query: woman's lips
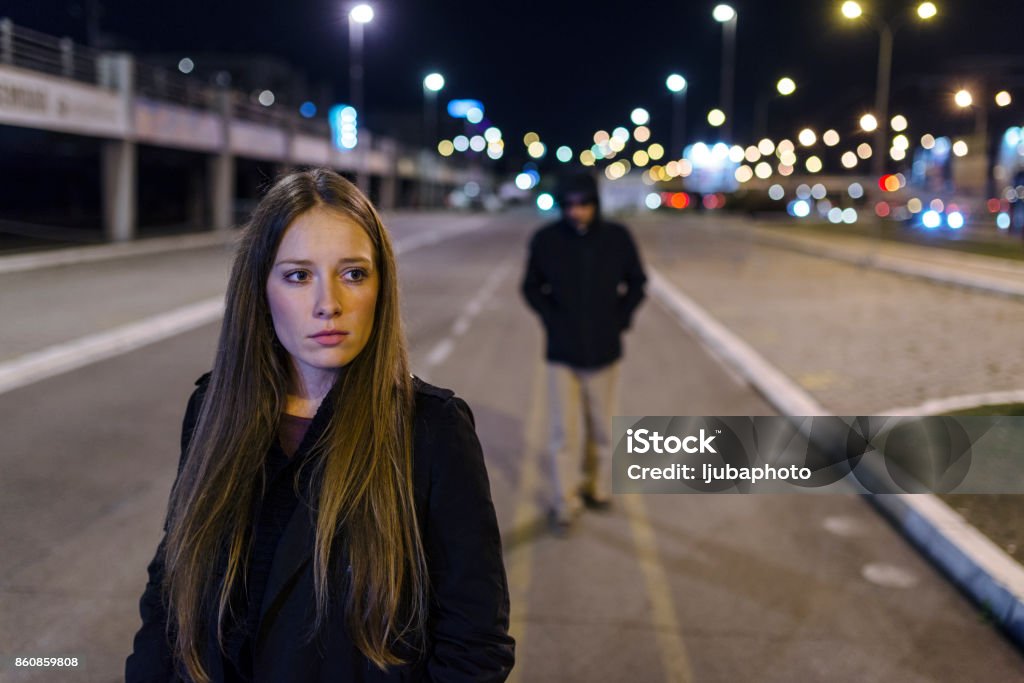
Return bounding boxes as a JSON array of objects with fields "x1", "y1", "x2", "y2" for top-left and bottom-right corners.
[{"x1": 311, "y1": 332, "x2": 348, "y2": 346}]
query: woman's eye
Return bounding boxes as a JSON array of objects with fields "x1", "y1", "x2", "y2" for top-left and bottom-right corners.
[
  {"x1": 285, "y1": 270, "x2": 310, "y2": 282},
  {"x1": 344, "y1": 269, "x2": 368, "y2": 282}
]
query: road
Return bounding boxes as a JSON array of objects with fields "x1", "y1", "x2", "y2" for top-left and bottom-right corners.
[{"x1": 1, "y1": 209, "x2": 1022, "y2": 682}]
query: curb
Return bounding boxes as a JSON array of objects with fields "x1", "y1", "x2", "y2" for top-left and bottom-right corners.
[
  {"x1": 647, "y1": 265, "x2": 1024, "y2": 650},
  {"x1": 747, "y1": 227, "x2": 1024, "y2": 301}
]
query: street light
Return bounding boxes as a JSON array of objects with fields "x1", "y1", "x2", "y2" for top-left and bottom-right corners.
[
  {"x1": 754, "y1": 77, "x2": 796, "y2": 140},
  {"x1": 421, "y1": 72, "x2": 444, "y2": 207},
  {"x1": 713, "y1": 4, "x2": 737, "y2": 140},
  {"x1": 840, "y1": 1, "x2": 937, "y2": 179},
  {"x1": 666, "y1": 73, "x2": 687, "y2": 157},
  {"x1": 348, "y1": 3, "x2": 374, "y2": 132}
]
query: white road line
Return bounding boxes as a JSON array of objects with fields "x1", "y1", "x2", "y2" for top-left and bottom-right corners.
[
  {"x1": 879, "y1": 389, "x2": 1024, "y2": 416},
  {"x1": 0, "y1": 299, "x2": 225, "y2": 395},
  {"x1": 0, "y1": 219, "x2": 496, "y2": 395},
  {"x1": 420, "y1": 259, "x2": 515, "y2": 372}
]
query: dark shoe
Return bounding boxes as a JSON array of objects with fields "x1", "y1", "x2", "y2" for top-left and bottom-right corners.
[{"x1": 580, "y1": 492, "x2": 612, "y2": 511}]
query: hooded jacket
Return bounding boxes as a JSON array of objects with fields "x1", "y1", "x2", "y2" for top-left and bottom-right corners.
[{"x1": 521, "y1": 173, "x2": 647, "y2": 368}]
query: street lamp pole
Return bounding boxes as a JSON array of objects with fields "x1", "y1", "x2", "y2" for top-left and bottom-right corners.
[
  {"x1": 666, "y1": 74, "x2": 687, "y2": 158},
  {"x1": 347, "y1": 4, "x2": 374, "y2": 123},
  {"x1": 872, "y1": 23, "x2": 893, "y2": 180},
  {"x1": 713, "y1": 5, "x2": 738, "y2": 141}
]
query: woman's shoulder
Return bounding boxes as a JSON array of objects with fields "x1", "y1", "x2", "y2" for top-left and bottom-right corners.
[{"x1": 410, "y1": 374, "x2": 477, "y2": 442}]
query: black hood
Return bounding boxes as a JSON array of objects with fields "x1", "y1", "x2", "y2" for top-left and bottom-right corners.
[{"x1": 555, "y1": 172, "x2": 602, "y2": 219}]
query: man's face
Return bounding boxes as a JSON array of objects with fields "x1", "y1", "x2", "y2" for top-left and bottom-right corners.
[{"x1": 563, "y1": 194, "x2": 597, "y2": 230}]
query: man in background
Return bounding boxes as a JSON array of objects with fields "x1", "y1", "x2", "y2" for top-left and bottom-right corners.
[{"x1": 521, "y1": 172, "x2": 647, "y2": 533}]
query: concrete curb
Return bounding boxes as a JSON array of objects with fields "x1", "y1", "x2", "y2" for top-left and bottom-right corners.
[
  {"x1": 0, "y1": 230, "x2": 239, "y2": 274},
  {"x1": 748, "y1": 228, "x2": 1024, "y2": 301},
  {"x1": 647, "y1": 265, "x2": 1024, "y2": 650}
]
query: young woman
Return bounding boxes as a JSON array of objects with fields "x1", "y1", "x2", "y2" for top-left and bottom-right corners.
[{"x1": 126, "y1": 168, "x2": 515, "y2": 682}]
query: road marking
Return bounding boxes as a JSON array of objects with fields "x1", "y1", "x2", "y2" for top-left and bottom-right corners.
[
  {"x1": 420, "y1": 259, "x2": 515, "y2": 372},
  {"x1": 0, "y1": 299, "x2": 225, "y2": 395},
  {"x1": 879, "y1": 389, "x2": 1024, "y2": 416},
  {"x1": 504, "y1": 356, "x2": 546, "y2": 683},
  {"x1": 0, "y1": 220, "x2": 494, "y2": 395},
  {"x1": 622, "y1": 493, "x2": 695, "y2": 683}
]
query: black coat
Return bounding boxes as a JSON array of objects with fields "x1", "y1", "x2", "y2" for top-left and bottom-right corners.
[
  {"x1": 521, "y1": 218, "x2": 647, "y2": 369},
  {"x1": 126, "y1": 372, "x2": 515, "y2": 682}
]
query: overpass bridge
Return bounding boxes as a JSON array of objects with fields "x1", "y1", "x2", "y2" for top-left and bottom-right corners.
[{"x1": 0, "y1": 19, "x2": 480, "y2": 242}]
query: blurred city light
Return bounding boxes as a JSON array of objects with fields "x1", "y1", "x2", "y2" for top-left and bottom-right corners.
[
  {"x1": 776, "y1": 77, "x2": 796, "y2": 96},
  {"x1": 178, "y1": 57, "x2": 194, "y2": 74},
  {"x1": 947, "y1": 211, "x2": 964, "y2": 229},
  {"x1": 447, "y1": 99, "x2": 484, "y2": 118},
  {"x1": 921, "y1": 133, "x2": 936, "y2": 149},
  {"x1": 859, "y1": 114, "x2": 878, "y2": 132},
  {"x1": 423, "y1": 73, "x2": 445, "y2": 92},
  {"x1": 806, "y1": 156, "x2": 823, "y2": 173},
  {"x1": 768, "y1": 184, "x2": 785, "y2": 200},
  {"x1": 917, "y1": 2, "x2": 937, "y2": 19},
  {"x1": 453, "y1": 135, "x2": 469, "y2": 151},
  {"x1": 527, "y1": 141, "x2": 546, "y2": 158},
  {"x1": 580, "y1": 149, "x2": 596, "y2": 166},
  {"x1": 469, "y1": 135, "x2": 486, "y2": 152},
  {"x1": 841, "y1": 1, "x2": 862, "y2": 19},
  {"x1": 857, "y1": 142, "x2": 873, "y2": 159},
  {"x1": 848, "y1": 182, "x2": 864, "y2": 198},
  {"x1": 515, "y1": 172, "x2": 535, "y2": 190},
  {"x1": 997, "y1": 213, "x2": 1011, "y2": 229},
  {"x1": 755, "y1": 161, "x2": 772, "y2": 178},
  {"x1": 536, "y1": 193, "x2": 555, "y2": 211},
  {"x1": 258, "y1": 90, "x2": 275, "y2": 106},
  {"x1": 798, "y1": 128, "x2": 817, "y2": 146},
  {"x1": 437, "y1": 140, "x2": 454, "y2": 156},
  {"x1": 666, "y1": 74, "x2": 687, "y2": 93},
  {"x1": 329, "y1": 104, "x2": 358, "y2": 149},
  {"x1": 633, "y1": 150, "x2": 650, "y2": 166},
  {"x1": 555, "y1": 145, "x2": 572, "y2": 163},
  {"x1": 484, "y1": 127, "x2": 502, "y2": 143},
  {"x1": 707, "y1": 109, "x2": 726, "y2": 127},
  {"x1": 922, "y1": 210, "x2": 941, "y2": 228},
  {"x1": 649, "y1": 143, "x2": 666, "y2": 160},
  {"x1": 758, "y1": 138, "x2": 775, "y2": 155},
  {"x1": 713, "y1": 4, "x2": 737, "y2": 22},
  {"x1": 841, "y1": 151, "x2": 858, "y2": 168},
  {"x1": 524, "y1": 131, "x2": 540, "y2": 145},
  {"x1": 350, "y1": 4, "x2": 375, "y2": 23},
  {"x1": 954, "y1": 89, "x2": 973, "y2": 108},
  {"x1": 466, "y1": 107, "x2": 483, "y2": 124},
  {"x1": 952, "y1": 140, "x2": 968, "y2": 157},
  {"x1": 645, "y1": 193, "x2": 662, "y2": 209},
  {"x1": 299, "y1": 101, "x2": 317, "y2": 118},
  {"x1": 891, "y1": 114, "x2": 908, "y2": 131},
  {"x1": 842, "y1": 208, "x2": 858, "y2": 224},
  {"x1": 823, "y1": 129, "x2": 840, "y2": 146},
  {"x1": 634, "y1": 126, "x2": 651, "y2": 143},
  {"x1": 631, "y1": 108, "x2": 650, "y2": 125},
  {"x1": 907, "y1": 197, "x2": 922, "y2": 213},
  {"x1": 612, "y1": 126, "x2": 631, "y2": 142},
  {"x1": 995, "y1": 91, "x2": 1012, "y2": 107}
]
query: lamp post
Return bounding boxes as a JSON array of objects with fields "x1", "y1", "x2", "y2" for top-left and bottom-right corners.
[
  {"x1": 422, "y1": 72, "x2": 444, "y2": 208},
  {"x1": 423, "y1": 72, "x2": 444, "y2": 150},
  {"x1": 753, "y1": 76, "x2": 796, "y2": 140},
  {"x1": 840, "y1": 1, "x2": 937, "y2": 180},
  {"x1": 666, "y1": 73, "x2": 687, "y2": 157},
  {"x1": 713, "y1": 4, "x2": 737, "y2": 141},
  {"x1": 348, "y1": 3, "x2": 374, "y2": 125}
]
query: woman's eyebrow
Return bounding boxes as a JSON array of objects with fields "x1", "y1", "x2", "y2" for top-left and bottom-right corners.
[{"x1": 275, "y1": 257, "x2": 372, "y2": 267}]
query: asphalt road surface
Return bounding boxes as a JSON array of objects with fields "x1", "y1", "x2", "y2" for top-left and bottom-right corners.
[{"x1": 1, "y1": 210, "x2": 1022, "y2": 682}]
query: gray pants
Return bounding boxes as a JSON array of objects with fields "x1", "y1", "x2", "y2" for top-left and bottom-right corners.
[{"x1": 546, "y1": 360, "x2": 620, "y2": 517}]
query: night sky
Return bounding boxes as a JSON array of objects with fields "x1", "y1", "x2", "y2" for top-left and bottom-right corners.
[{"x1": 8, "y1": 1, "x2": 1024, "y2": 157}]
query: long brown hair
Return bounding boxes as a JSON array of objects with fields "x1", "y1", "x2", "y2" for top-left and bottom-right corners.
[{"x1": 162, "y1": 168, "x2": 427, "y2": 682}]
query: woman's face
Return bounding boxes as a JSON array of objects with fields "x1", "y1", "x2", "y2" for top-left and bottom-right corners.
[{"x1": 266, "y1": 206, "x2": 379, "y2": 393}]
